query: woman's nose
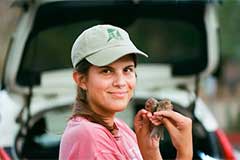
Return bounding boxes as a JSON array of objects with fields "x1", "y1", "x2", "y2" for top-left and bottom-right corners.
[{"x1": 113, "y1": 73, "x2": 126, "y2": 88}]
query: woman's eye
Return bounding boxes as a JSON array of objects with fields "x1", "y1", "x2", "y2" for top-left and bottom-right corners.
[
  {"x1": 124, "y1": 67, "x2": 134, "y2": 73},
  {"x1": 102, "y1": 69, "x2": 112, "y2": 74}
]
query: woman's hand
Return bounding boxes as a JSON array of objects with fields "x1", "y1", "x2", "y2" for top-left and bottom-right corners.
[
  {"x1": 151, "y1": 110, "x2": 193, "y2": 160},
  {"x1": 134, "y1": 109, "x2": 162, "y2": 160}
]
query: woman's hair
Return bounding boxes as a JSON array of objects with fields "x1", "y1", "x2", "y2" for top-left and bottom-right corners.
[{"x1": 71, "y1": 54, "x2": 137, "y2": 133}]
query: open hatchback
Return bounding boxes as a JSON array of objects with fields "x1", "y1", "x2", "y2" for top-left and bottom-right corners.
[{"x1": 0, "y1": 0, "x2": 236, "y2": 159}]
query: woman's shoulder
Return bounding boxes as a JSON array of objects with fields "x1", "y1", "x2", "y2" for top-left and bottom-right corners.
[
  {"x1": 67, "y1": 116, "x2": 101, "y2": 132},
  {"x1": 63, "y1": 116, "x2": 110, "y2": 139},
  {"x1": 60, "y1": 117, "x2": 117, "y2": 159}
]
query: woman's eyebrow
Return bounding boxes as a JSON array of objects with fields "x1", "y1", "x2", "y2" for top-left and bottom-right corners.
[
  {"x1": 125, "y1": 64, "x2": 135, "y2": 68},
  {"x1": 99, "y1": 64, "x2": 134, "y2": 69},
  {"x1": 99, "y1": 66, "x2": 113, "y2": 69}
]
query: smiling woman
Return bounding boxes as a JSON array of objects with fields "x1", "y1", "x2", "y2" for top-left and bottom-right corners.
[
  {"x1": 72, "y1": 55, "x2": 136, "y2": 132},
  {"x1": 59, "y1": 24, "x2": 193, "y2": 160}
]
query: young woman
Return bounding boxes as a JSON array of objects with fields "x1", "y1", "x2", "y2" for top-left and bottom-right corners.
[{"x1": 59, "y1": 24, "x2": 192, "y2": 160}]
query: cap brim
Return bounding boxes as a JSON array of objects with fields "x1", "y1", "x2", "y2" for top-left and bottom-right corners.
[{"x1": 86, "y1": 45, "x2": 148, "y2": 66}]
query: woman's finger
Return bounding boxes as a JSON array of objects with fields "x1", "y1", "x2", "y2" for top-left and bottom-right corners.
[
  {"x1": 149, "y1": 115, "x2": 163, "y2": 126},
  {"x1": 161, "y1": 117, "x2": 179, "y2": 137},
  {"x1": 134, "y1": 109, "x2": 152, "y2": 133},
  {"x1": 134, "y1": 109, "x2": 148, "y2": 122},
  {"x1": 154, "y1": 110, "x2": 190, "y2": 128}
]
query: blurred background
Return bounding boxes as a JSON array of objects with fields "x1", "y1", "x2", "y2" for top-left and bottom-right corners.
[{"x1": 1, "y1": 0, "x2": 240, "y2": 150}]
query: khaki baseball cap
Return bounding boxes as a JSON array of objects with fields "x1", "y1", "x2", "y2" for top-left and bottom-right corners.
[{"x1": 71, "y1": 24, "x2": 148, "y2": 67}]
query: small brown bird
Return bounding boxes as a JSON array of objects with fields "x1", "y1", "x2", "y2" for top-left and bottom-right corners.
[{"x1": 145, "y1": 97, "x2": 173, "y2": 140}]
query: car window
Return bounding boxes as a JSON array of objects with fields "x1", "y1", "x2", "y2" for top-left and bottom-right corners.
[
  {"x1": 21, "y1": 18, "x2": 203, "y2": 70},
  {"x1": 17, "y1": 3, "x2": 207, "y2": 86},
  {"x1": 128, "y1": 19, "x2": 203, "y2": 65},
  {"x1": 18, "y1": 18, "x2": 205, "y2": 86}
]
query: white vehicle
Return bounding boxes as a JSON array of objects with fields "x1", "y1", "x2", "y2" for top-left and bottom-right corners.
[{"x1": 0, "y1": 0, "x2": 236, "y2": 159}]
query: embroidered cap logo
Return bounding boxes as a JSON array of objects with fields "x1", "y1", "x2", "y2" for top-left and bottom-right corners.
[{"x1": 107, "y1": 28, "x2": 123, "y2": 42}]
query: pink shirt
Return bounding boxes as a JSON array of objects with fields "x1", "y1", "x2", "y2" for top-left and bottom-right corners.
[{"x1": 59, "y1": 116, "x2": 143, "y2": 160}]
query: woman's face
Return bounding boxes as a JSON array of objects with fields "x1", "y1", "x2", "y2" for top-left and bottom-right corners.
[{"x1": 82, "y1": 55, "x2": 136, "y2": 117}]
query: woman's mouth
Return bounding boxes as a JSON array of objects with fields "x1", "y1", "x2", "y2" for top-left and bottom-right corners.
[{"x1": 109, "y1": 91, "x2": 128, "y2": 98}]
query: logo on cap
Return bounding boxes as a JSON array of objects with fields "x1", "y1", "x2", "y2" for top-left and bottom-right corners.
[{"x1": 107, "y1": 28, "x2": 123, "y2": 42}]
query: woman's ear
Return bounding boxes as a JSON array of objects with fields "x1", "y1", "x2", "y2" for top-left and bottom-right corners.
[{"x1": 73, "y1": 71, "x2": 87, "y2": 90}]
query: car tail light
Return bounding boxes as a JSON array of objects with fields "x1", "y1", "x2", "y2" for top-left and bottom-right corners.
[
  {"x1": 215, "y1": 129, "x2": 236, "y2": 160},
  {"x1": 0, "y1": 148, "x2": 11, "y2": 160}
]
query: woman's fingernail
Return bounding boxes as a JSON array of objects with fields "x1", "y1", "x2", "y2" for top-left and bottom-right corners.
[
  {"x1": 153, "y1": 112, "x2": 160, "y2": 115},
  {"x1": 147, "y1": 112, "x2": 152, "y2": 117}
]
